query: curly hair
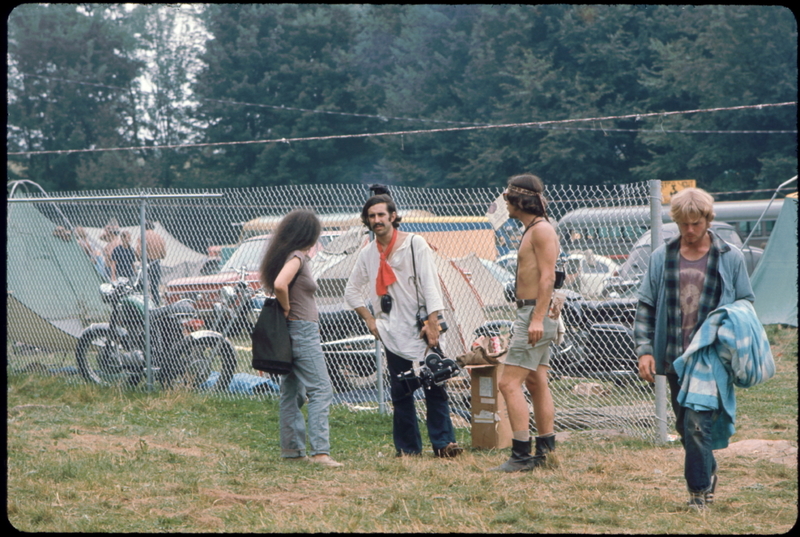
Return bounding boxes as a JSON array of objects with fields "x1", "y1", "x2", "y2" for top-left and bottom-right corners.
[
  {"x1": 259, "y1": 210, "x2": 322, "y2": 291},
  {"x1": 506, "y1": 173, "x2": 549, "y2": 220}
]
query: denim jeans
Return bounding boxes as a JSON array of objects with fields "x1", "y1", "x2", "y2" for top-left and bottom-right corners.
[
  {"x1": 386, "y1": 349, "x2": 456, "y2": 455},
  {"x1": 667, "y1": 373, "x2": 718, "y2": 493},
  {"x1": 279, "y1": 320, "x2": 334, "y2": 458}
]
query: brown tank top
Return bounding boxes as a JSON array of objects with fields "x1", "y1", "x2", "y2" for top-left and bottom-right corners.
[{"x1": 286, "y1": 251, "x2": 319, "y2": 322}]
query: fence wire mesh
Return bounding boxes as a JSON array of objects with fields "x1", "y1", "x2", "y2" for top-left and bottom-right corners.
[{"x1": 7, "y1": 180, "x2": 671, "y2": 441}]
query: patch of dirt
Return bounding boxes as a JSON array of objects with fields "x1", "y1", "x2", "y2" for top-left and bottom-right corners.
[
  {"x1": 29, "y1": 427, "x2": 212, "y2": 459},
  {"x1": 718, "y1": 439, "x2": 797, "y2": 468}
]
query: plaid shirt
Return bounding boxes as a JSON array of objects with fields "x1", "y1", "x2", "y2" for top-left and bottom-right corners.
[{"x1": 634, "y1": 230, "x2": 723, "y2": 374}]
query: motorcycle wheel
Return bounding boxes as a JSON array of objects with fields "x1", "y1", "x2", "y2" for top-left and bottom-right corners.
[
  {"x1": 161, "y1": 336, "x2": 237, "y2": 392},
  {"x1": 75, "y1": 327, "x2": 139, "y2": 386}
]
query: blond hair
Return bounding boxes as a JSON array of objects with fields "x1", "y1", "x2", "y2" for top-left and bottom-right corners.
[{"x1": 670, "y1": 187, "x2": 715, "y2": 223}]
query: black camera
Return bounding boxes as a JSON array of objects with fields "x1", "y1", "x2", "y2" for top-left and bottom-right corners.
[
  {"x1": 416, "y1": 311, "x2": 448, "y2": 334},
  {"x1": 381, "y1": 294, "x2": 393, "y2": 314},
  {"x1": 396, "y1": 347, "x2": 461, "y2": 392}
]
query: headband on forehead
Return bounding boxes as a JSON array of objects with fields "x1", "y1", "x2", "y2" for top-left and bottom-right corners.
[{"x1": 507, "y1": 184, "x2": 541, "y2": 197}]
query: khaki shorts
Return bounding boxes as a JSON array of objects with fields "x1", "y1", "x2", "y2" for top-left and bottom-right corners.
[{"x1": 505, "y1": 305, "x2": 558, "y2": 371}]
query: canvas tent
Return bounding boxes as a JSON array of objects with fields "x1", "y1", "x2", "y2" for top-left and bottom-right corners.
[
  {"x1": 81, "y1": 222, "x2": 208, "y2": 285},
  {"x1": 451, "y1": 253, "x2": 511, "y2": 309},
  {"x1": 750, "y1": 194, "x2": 798, "y2": 327},
  {"x1": 7, "y1": 196, "x2": 109, "y2": 351}
]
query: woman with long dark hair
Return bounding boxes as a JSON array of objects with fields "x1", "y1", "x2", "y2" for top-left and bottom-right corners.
[{"x1": 259, "y1": 210, "x2": 343, "y2": 467}]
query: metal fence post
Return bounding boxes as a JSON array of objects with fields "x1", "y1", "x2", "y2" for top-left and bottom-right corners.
[
  {"x1": 649, "y1": 179, "x2": 668, "y2": 443},
  {"x1": 138, "y1": 196, "x2": 155, "y2": 391}
]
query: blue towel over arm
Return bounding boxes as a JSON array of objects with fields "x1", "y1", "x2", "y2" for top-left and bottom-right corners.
[{"x1": 673, "y1": 300, "x2": 774, "y2": 450}]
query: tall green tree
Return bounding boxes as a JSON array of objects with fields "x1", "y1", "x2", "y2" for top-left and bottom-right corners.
[
  {"x1": 7, "y1": 4, "x2": 144, "y2": 191},
  {"x1": 633, "y1": 5, "x2": 797, "y2": 192},
  {"x1": 121, "y1": 4, "x2": 209, "y2": 189},
  {"x1": 190, "y1": 4, "x2": 380, "y2": 188},
  {"x1": 371, "y1": 5, "x2": 481, "y2": 188}
]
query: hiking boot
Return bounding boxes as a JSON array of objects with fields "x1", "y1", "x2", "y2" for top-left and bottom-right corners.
[
  {"x1": 433, "y1": 442, "x2": 464, "y2": 458},
  {"x1": 532, "y1": 434, "x2": 557, "y2": 468},
  {"x1": 489, "y1": 439, "x2": 536, "y2": 472}
]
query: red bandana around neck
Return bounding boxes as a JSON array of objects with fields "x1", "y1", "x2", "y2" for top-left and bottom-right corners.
[{"x1": 376, "y1": 229, "x2": 398, "y2": 296}]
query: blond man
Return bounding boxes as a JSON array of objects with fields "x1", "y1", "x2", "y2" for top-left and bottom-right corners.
[{"x1": 635, "y1": 187, "x2": 755, "y2": 509}]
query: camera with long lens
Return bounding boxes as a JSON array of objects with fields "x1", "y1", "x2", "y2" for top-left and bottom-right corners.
[{"x1": 396, "y1": 346, "x2": 460, "y2": 392}]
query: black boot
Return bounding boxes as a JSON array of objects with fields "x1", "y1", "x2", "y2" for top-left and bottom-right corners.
[
  {"x1": 532, "y1": 434, "x2": 557, "y2": 468},
  {"x1": 489, "y1": 439, "x2": 536, "y2": 472}
]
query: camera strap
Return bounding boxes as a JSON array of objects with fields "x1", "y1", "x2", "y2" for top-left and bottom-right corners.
[{"x1": 410, "y1": 234, "x2": 424, "y2": 318}]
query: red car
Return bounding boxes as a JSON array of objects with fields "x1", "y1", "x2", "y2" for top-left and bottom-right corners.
[{"x1": 166, "y1": 233, "x2": 330, "y2": 318}]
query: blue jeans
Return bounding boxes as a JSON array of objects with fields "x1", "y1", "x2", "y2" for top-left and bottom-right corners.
[
  {"x1": 668, "y1": 374, "x2": 717, "y2": 493},
  {"x1": 279, "y1": 320, "x2": 334, "y2": 458},
  {"x1": 386, "y1": 349, "x2": 456, "y2": 455}
]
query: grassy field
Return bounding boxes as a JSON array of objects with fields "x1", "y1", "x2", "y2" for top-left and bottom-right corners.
[{"x1": 6, "y1": 326, "x2": 797, "y2": 533}]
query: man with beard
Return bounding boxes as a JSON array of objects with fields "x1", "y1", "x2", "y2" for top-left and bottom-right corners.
[{"x1": 344, "y1": 193, "x2": 463, "y2": 459}]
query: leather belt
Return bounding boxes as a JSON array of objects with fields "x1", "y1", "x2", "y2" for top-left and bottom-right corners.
[{"x1": 515, "y1": 299, "x2": 537, "y2": 309}]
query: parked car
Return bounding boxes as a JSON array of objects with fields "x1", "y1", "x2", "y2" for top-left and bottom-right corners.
[
  {"x1": 497, "y1": 251, "x2": 619, "y2": 300},
  {"x1": 604, "y1": 221, "x2": 764, "y2": 297},
  {"x1": 166, "y1": 234, "x2": 272, "y2": 318},
  {"x1": 166, "y1": 233, "x2": 330, "y2": 320}
]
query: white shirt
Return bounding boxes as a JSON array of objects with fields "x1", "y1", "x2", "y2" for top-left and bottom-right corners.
[{"x1": 344, "y1": 233, "x2": 445, "y2": 361}]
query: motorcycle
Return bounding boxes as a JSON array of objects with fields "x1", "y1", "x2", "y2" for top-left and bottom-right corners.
[
  {"x1": 209, "y1": 267, "x2": 258, "y2": 338},
  {"x1": 75, "y1": 271, "x2": 238, "y2": 390}
]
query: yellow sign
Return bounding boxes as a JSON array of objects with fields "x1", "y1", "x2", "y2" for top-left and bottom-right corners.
[{"x1": 661, "y1": 180, "x2": 696, "y2": 203}]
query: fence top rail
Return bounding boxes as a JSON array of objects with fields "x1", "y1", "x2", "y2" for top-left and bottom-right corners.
[{"x1": 7, "y1": 193, "x2": 224, "y2": 203}]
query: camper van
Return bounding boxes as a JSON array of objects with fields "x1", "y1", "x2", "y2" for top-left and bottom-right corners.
[
  {"x1": 557, "y1": 206, "x2": 655, "y2": 260},
  {"x1": 712, "y1": 199, "x2": 784, "y2": 249},
  {"x1": 239, "y1": 212, "x2": 363, "y2": 242},
  {"x1": 557, "y1": 199, "x2": 785, "y2": 259}
]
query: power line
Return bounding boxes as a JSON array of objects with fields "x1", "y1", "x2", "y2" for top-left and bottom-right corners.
[
  {"x1": 13, "y1": 72, "x2": 485, "y2": 127},
  {"x1": 7, "y1": 101, "x2": 797, "y2": 157},
  {"x1": 13, "y1": 72, "x2": 799, "y2": 134}
]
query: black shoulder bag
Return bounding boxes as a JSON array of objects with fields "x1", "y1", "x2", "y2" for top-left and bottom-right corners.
[
  {"x1": 251, "y1": 267, "x2": 301, "y2": 375},
  {"x1": 251, "y1": 296, "x2": 293, "y2": 375}
]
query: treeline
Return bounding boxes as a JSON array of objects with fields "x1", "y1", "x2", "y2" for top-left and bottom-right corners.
[{"x1": 7, "y1": 4, "x2": 797, "y2": 195}]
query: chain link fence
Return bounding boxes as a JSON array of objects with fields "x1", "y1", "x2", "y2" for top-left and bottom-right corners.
[{"x1": 7, "y1": 180, "x2": 670, "y2": 441}]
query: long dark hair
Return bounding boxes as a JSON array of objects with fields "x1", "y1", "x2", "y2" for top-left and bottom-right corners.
[{"x1": 259, "y1": 210, "x2": 322, "y2": 291}]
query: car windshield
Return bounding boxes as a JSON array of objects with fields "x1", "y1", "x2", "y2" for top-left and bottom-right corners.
[
  {"x1": 618, "y1": 245, "x2": 652, "y2": 280},
  {"x1": 220, "y1": 237, "x2": 270, "y2": 272}
]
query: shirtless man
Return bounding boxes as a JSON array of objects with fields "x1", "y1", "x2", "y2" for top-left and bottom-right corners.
[
  {"x1": 136, "y1": 220, "x2": 167, "y2": 305},
  {"x1": 490, "y1": 174, "x2": 561, "y2": 472}
]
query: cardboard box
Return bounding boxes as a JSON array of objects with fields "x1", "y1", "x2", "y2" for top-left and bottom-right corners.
[{"x1": 468, "y1": 364, "x2": 512, "y2": 449}]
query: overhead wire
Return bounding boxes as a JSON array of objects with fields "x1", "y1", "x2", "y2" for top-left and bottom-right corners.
[
  {"x1": 8, "y1": 73, "x2": 797, "y2": 156},
  {"x1": 14, "y1": 72, "x2": 799, "y2": 133},
  {"x1": 8, "y1": 101, "x2": 797, "y2": 157}
]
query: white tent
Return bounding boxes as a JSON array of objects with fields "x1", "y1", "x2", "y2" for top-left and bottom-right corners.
[{"x1": 83, "y1": 221, "x2": 208, "y2": 285}]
